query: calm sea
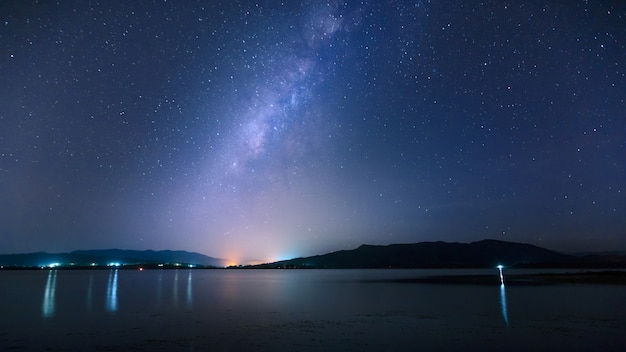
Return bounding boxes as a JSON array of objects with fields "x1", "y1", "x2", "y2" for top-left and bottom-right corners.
[{"x1": 1, "y1": 269, "x2": 624, "y2": 351}]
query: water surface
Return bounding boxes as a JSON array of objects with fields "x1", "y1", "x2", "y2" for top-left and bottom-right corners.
[{"x1": 1, "y1": 269, "x2": 624, "y2": 351}]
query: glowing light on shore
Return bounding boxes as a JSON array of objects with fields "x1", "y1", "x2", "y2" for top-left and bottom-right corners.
[
  {"x1": 225, "y1": 261, "x2": 240, "y2": 267},
  {"x1": 496, "y1": 265, "x2": 509, "y2": 325}
]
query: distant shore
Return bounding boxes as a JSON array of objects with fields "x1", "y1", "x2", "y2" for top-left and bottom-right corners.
[{"x1": 379, "y1": 270, "x2": 626, "y2": 285}]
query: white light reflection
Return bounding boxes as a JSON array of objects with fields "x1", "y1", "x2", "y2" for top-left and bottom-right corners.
[
  {"x1": 106, "y1": 269, "x2": 118, "y2": 312},
  {"x1": 86, "y1": 272, "x2": 94, "y2": 311},
  {"x1": 497, "y1": 265, "x2": 504, "y2": 285},
  {"x1": 42, "y1": 270, "x2": 57, "y2": 318},
  {"x1": 173, "y1": 270, "x2": 179, "y2": 307},
  {"x1": 157, "y1": 271, "x2": 163, "y2": 305},
  {"x1": 186, "y1": 269, "x2": 193, "y2": 308},
  {"x1": 500, "y1": 283, "x2": 509, "y2": 326}
]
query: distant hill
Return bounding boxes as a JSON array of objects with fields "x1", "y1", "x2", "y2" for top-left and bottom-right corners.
[
  {"x1": 0, "y1": 249, "x2": 226, "y2": 268},
  {"x1": 253, "y1": 239, "x2": 626, "y2": 269},
  {"x1": 3, "y1": 240, "x2": 624, "y2": 269}
]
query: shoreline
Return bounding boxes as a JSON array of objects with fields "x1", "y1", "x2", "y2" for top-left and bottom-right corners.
[{"x1": 377, "y1": 270, "x2": 626, "y2": 285}]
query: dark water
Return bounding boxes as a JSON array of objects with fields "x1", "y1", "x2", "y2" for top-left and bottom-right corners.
[{"x1": 1, "y1": 269, "x2": 625, "y2": 351}]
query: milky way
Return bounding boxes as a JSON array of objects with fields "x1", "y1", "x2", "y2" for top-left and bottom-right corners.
[{"x1": 1, "y1": 1, "x2": 625, "y2": 263}]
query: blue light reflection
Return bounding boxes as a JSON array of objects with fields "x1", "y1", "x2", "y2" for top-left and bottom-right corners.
[
  {"x1": 173, "y1": 270, "x2": 179, "y2": 306},
  {"x1": 106, "y1": 269, "x2": 118, "y2": 312},
  {"x1": 186, "y1": 269, "x2": 193, "y2": 308},
  {"x1": 42, "y1": 270, "x2": 57, "y2": 318},
  {"x1": 500, "y1": 283, "x2": 509, "y2": 326},
  {"x1": 86, "y1": 272, "x2": 94, "y2": 311}
]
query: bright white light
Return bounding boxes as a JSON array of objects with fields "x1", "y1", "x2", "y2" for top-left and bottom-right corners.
[
  {"x1": 108, "y1": 262, "x2": 121, "y2": 267},
  {"x1": 48, "y1": 263, "x2": 60, "y2": 268},
  {"x1": 497, "y1": 265, "x2": 505, "y2": 285}
]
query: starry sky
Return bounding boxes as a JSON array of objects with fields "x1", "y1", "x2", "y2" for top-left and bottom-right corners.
[{"x1": 1, "y1": 1, "x2": 624, "y2": 263}]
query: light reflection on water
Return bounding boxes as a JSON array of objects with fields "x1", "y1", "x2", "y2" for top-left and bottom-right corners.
[
  {"x1": 31, "y1": 269, "x2": 624, "y2": 325},
  {"x1": 39, "y1": 269, "x2": 515, "y2": 321},
  {"x1": 86, "y1": 272, "x2": 94, "y2": 311},
  {"x1": 186, "y1": 269, "x2": 193, "y2": 308},
  {"x1": 157, "y1": 270, "x2": 163, "y2": 305},
  {"x1": 38, "y1": 269, "x2": 196, "y2": 318},
  {"x1": 0, "y1": 269, "x2": 618, "y2": 350},
  {"x1": 173, "y1": 269, "x2": 178, "y2": 306},
  {"x1": 42, "y1": 270, "x2": 57, "y2": 318},
  {"x1": 500, "y1": 284, "x2": 509, "y2": 326},
  {"x1": 106, "y1": 269, "x2": 118, "y2": 312}
]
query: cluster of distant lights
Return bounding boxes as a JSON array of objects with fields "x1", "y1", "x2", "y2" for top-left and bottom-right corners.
[
  {"x1": 43, "y1": 262, "x2": 121, "y2": 268},
  {"x1": 19, "y1": 262, "x2": 507, "y2": 275},
  {"x1": 41, "y1": 262, "x2": 196, "y2": 269}
]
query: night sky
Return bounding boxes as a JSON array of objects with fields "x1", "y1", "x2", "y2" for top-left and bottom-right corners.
[{"x1": 1, "y1": 1, "x2": 624, "y2": 264}]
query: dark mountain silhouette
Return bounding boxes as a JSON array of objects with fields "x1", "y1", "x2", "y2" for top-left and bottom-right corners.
[
  {"x1": 253, "y1": 239, "x2": 626, "y2": 269},
  {"x1": 0, "y1": 249, "x2": 225, "y2": 268},
  {"x1": 2, "y1": 240, "x2": 624, "y2": 269}
]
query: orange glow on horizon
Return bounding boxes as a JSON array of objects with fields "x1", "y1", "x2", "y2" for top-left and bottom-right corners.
[
  {"x1": 224, "y1": 257, "x2": 277, "y2": 266},
  {"x1": 225, "y1": 260, "x2": 240, "y2": 267},
  {"x1": 222, "y1": 245, "x2": 293, "y2": 266}
]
